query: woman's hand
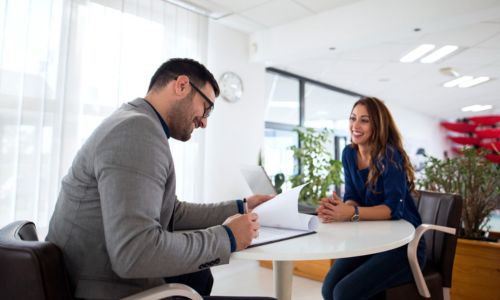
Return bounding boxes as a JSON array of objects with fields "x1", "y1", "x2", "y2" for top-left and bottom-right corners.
[{"x1": 316, "y1": 192, "x2": 355, "y2": 223}]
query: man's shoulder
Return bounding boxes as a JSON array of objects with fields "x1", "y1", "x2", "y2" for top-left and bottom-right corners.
[
  {"x1": 105, "y1": 104, "x2": 162, "y2": 136},
  {"x1": 89, "y1": 104, "x2": 168, "y2": 157}
]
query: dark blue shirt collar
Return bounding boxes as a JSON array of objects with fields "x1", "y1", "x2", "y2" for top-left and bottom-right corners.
[{"x1": 142, "y1": 98, "x2": 171, "y2": 139}]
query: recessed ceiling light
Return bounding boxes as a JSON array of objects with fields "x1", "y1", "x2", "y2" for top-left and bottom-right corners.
[
  {"x1": 443, "y1": 76, "x2": 473, "y2": 88},
  {"x1": 420, "y1": 45, "x2": 458, "y2": 63},
  {"x1": 400, "y1": 44, "x2": 435, "y2": 63},
  {"x1": 461, "y1": 104, "x2": 493, "y2": 112},
  {"x1": 458, "y1": 76, "x2": 490, "y2": 88}
]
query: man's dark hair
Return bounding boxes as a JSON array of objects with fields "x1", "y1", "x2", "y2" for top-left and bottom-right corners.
[{"x1": 148, "y1": 58, "x2": 220, "y2": 97}]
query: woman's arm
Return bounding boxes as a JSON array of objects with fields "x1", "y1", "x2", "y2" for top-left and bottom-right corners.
[
  {"x1": 347, "y1": 199, "x2": 391, "y2": 220},
  {"x1": 358, "y1": 204, "x2": 391, "y2": 220}
]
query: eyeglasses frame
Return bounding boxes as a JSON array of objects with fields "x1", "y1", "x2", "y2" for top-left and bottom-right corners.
[{"x1": 189, "y1": 81, "x2": 214, "y2": 118}]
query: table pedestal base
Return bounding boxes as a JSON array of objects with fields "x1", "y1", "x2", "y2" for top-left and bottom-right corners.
[{"x1": 273, "y1": 261, "x2": 293, "y2": 300}]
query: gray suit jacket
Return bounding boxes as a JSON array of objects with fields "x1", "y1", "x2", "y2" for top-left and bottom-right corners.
[{"x1": 46, "y1": 98, "x2": 238, "y2": 299}]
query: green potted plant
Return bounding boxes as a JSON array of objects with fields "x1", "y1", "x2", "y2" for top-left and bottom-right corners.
[
  {"x1": 417, "y1": 147, "x2": 500, "y2": 239},
  {"x1": 289, "y1": 127, "x2": 343, "y2": 206}
]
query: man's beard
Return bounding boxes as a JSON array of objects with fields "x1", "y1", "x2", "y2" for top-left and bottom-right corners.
[{"x1": 168, "y1": 93, "x2": 197, "y2": 142}]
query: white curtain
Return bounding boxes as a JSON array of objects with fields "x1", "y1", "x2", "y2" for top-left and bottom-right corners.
[{"x1": 0, "y1": 0, "x2": 209, "y2": 233}]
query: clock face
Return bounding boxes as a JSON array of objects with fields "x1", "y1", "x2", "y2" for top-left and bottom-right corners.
[{"x1": 219, "y1": 72, "x2": 243, "y2": 103}]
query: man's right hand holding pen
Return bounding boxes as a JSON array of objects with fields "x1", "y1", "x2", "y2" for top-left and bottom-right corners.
[{"x1": 223, "y1": 194, "x2": 274, "y2": 251}]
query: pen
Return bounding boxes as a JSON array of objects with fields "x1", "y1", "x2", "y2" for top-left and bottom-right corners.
[{"x1": 243, "y1": 198, "x2": 248, "y2": 214}]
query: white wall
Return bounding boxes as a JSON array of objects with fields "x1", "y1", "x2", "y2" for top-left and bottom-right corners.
[
  {"x1": 204, "y1": 21, "x2": 267, "y2": 201},
  {"x1": 387, "y1": 101, "x2": 448, "y2": 159}
]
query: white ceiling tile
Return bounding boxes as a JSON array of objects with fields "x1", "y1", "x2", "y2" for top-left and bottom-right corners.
[
  {"x1": 205, "y1": 0, "x2": 270, "y2": 13},
  {"x1": 241, "y1": 0, "x2": 313, "y2": 27},
  {"x1": 487, "y1": 17, "x2": 500, "y2": 23},
  {"x1": 467, "y1": 64, "x2": 500, "y2": 78},
  {"x1": 326, "y1": 59, "x2": 385, "y2": 74},
  {"x1": 477, "y1": 32, "x2": 500, "y2": 48},
  {"x1": 444, "y1": 47, "x2": 500, "y2": 68},
  {"x1": 417, "y1": 22, "x2": 500, "y2": 47},
  {"x1": 293, "y1": 0, "x2": 363, "y2": 13},
  {"x1": 340, "y1": 43, "x2": 414, "y2": 63},
  {"x1": 216, "y1": 14, "x2": 266, "y2": 33},
  {"x1": 366, "y1": 62, "x2": 439, "y2": 84},
  {"x1": 279, "y1": 59, "x2": 335, "y2": 80}
]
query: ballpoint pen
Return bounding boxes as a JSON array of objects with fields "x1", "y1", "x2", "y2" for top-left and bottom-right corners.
[{"x1": 243, "y1": 198, "x2": 248, "y2": 214}]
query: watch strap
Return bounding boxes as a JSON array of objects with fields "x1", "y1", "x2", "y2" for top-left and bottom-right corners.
[{"x1": 351, "y1": 205, "x2": 359, "y2": 222}]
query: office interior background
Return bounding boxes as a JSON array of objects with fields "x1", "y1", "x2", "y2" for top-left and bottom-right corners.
[{"x1": 1, "y1": 0, "x2": 499, "y2": 298}]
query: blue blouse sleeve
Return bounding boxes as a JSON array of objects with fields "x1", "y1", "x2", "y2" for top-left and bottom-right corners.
[
  {"x1": 342, "y1": 147, "x2": 361, "y2": 203},
  {"x1": 381, "y1": 149, "x2": 407, "y2": 219}
]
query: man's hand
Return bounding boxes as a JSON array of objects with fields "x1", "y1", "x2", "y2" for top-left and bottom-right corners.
[
  {"x1": 223, "y1": 213, "x2": 260, "y2": 251},
  {"x1": 245, "y1": 194, "x2": 274, "y2": 212}
]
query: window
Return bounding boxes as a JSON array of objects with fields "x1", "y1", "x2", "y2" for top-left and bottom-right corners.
[
  {"x1": 265, "y1": 72, "x2": 300, "y2": 125},
  {"x1": 263, "y1": 68, "x2": 363, "y2": 192},
  {"x1": 263, "y1": 127, "x2": 298, "y2": 179},
  {"x1": 0, "y1": 0, "x2": 208, "y2": 232}
]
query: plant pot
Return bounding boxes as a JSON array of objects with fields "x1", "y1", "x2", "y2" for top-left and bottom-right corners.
[{"x1": 451, "y1": 238, "x2": 500, "y2": 300}]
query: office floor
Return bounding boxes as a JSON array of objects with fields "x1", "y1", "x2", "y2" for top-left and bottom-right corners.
[{"x1": 211, "y1": 258, "x2": 323, "y2": 300}]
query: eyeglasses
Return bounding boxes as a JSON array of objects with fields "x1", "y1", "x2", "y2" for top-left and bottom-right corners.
[{"x1": 189, "y1": 81, "x2": 214, "y2": 118}]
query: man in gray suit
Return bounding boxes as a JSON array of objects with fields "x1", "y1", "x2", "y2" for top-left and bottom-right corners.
[{"x1": 46, "y1": 58, "x2": 274, "y2": 300}]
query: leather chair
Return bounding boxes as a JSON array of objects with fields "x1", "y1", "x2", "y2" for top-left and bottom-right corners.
[
  {"x1": 383, "y1": 191, "x2": 463, "y2": 300},
  {"x1": 0, "y1": 220, "x2": 203, "y2": 300}
]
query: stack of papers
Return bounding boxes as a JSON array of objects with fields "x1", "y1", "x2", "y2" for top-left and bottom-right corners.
[{"x1": 250, "y1": 183, "x2": 318, "y2": 247}]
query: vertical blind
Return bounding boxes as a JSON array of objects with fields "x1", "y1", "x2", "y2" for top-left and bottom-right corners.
[{"x1": 0, "y1": 0, "x2": 208, "y2": 233}]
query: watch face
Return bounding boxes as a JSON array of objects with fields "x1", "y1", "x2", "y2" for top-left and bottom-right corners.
[{"x1": 219, "y1": 72, "x2": 243, "y2": 103}]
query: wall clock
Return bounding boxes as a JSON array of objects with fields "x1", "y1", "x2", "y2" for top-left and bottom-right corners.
[{"x1": 219, "y1": 71, "x2": 243, "y2": 103}]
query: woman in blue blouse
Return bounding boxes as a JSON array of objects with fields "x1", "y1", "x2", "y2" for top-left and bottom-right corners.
[{"x1": 317, "y1": 97, "x2": 425, "y2": 300}]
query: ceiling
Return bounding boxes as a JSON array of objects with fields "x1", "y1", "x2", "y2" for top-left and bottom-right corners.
[{"x1": 183, "y1": 0, "x2": 500, "y2": 119}]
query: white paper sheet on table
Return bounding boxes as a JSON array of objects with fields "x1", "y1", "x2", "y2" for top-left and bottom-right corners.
[{"x1": 249, "y1": 183, "x2": 319, "y2": 247}]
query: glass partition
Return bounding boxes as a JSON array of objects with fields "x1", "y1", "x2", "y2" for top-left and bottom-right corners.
[{"x1": 263, "y1": 68, "x2": 363, "y2": 193}]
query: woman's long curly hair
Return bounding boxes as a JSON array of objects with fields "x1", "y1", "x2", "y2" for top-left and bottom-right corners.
[{"x1": 350, "y1": 97, "x2": 415, "y2": 193}]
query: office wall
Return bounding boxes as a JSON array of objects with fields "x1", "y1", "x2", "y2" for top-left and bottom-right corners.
[
  {"x1": 204, "y1": 21, "x2": 267, "y2": 201},
  {"x1": 388, "y1": 101, "x2": 448, "y2": 159},
  {"x1": 203, "y1": 22, "x2": 448, "y2": 202}
]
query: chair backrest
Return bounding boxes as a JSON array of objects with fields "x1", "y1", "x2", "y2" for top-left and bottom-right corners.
[
  {"x1": 414, "y1": 190, "x2": 463, "y2": 288},
  {"x1": 0, "y1": 220, "x2": 74, "y2": 300}
]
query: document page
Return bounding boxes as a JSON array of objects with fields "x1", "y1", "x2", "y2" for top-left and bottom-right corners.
[
  {"x1": 250, "y1": 227, "x2": 316, "y2": 247},
  {"x1": 250, "y1": 183, "x2": 319, "y2": 247}
]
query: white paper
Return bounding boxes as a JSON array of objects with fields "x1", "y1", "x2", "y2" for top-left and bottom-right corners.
[{"x1": 250, "y1": 183, "x2": 318, "y2": 246}]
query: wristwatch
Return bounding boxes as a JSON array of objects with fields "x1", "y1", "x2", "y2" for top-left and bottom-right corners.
[{"x1": 351, "y1": 205, "x2": 359, "y2": 222}]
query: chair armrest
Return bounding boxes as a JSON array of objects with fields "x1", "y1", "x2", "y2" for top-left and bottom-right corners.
[
  {"x1": 121, "y1": 283, "x2": 203, "y2": 300},
  {"x1": 407, "y1": 224, "x2": 456, "y2": 298}
]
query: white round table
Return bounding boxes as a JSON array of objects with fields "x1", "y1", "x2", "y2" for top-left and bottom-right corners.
[{"x1": 232, "y1": 220, "x2": 415, "y2": 300}]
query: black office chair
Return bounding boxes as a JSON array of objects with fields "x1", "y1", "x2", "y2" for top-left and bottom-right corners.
[
  {"x1": 0, "y1": 220, "x2": 203, "y2": 300},
  {"x1": 383, "y1": 191, "x2": 463, "y2": 300}
]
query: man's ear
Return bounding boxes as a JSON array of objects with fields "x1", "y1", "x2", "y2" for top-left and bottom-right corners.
[{"x1": 174, "y1": 75, "x2": 190, "y2": 96}]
